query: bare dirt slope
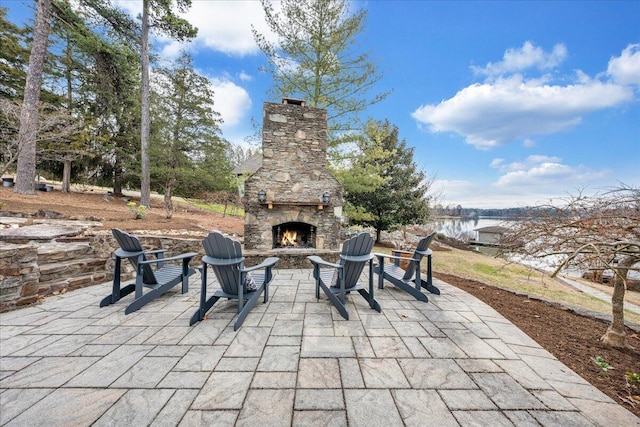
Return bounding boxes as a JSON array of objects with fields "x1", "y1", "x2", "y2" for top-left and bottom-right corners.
[{"x1": 0, "y1": 185, "x2": 242, "y2": 237}]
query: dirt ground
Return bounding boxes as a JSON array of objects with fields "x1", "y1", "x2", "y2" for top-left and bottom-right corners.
[
  {"x1": 0, "y1": 185, "x2": 243, "y2": 237},
  {"x1": 1, "y1": 185, "x2": 639, "y2": 416}
]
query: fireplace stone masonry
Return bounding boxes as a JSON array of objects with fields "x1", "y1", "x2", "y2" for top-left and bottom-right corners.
[{"x1": 243, "y1": 100, "x2": 342, "y2": 251}]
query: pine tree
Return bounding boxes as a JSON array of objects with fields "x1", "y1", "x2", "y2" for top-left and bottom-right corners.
[
  {"x1": 341, "y1": 119, "x2": 431, "y2": 242},
  {"x1": 0, "y1": 7, "x2": 29, "y2": 101},
  {"x1": 253, "y1": 0, "x2": 388, "y2": 143},
  {"x1": 139, "y1": 0, "x2": 197, "y2": 208},
  {"x1": 150, "y1": 52, "x2": 229, "y2": 218}
]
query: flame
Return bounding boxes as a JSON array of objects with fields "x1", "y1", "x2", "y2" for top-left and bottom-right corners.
[{"x1": 281, "y1": 230, "x2": 297, "y2": 246}]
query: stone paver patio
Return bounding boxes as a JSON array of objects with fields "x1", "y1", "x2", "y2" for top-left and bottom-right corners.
[{"x1": 1, "y1": 269, "x2": 638, "y2": 426}]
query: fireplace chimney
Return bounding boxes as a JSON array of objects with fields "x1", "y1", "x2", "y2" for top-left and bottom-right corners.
[
  {"x1": 282, "y1": 97, "x2": 305, "y2": 106},
  {"x1": 243, "y1": 100, "x2": 343, "y2": 251}
]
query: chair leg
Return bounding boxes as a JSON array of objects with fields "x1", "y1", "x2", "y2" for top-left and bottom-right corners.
[
  {"x1": 375, "y1": 260, "x2": 385, "y2": 290},
  {"x1": 181, "y1": 259, "x2": 190, "y2": 294},
  {"x1": 419, "y1": 255, "x2": 440, "y2": 295},
  {"x1": 392, "y1": 280, "x2": 429, "y2": 303},
  {"x1": 357, "y1": 289, "x2": 381, "y2": 313},
  {"x1": 319, "y1": 282, "x2": 349, "y2": 320},
  {"x1": 233, "y1": 284, "x2": 264, "y2": 330},
  {"x1": 100, "y1": 256, "x2": 135, "y2": 307},
  {"x1": 190, "y1": 264, "x2": 220, "y2": 326}
]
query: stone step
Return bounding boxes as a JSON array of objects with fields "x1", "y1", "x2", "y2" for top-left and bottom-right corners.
[
  {"x1": 38, "y1": 257, "x2": 108, "y2": 284},
  {"x1": 37, "y1": 241, "x2": 96, "y2": 264},
  {"x1": 28, "y1": 272, "x2": 111, "y2": 300}
]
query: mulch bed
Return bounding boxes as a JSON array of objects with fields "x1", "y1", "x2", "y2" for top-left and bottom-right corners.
[{"x1": 435, "y1": 272, "x2": 640, "y2": 417}]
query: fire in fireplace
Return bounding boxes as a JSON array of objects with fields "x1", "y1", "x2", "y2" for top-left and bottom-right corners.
[{"x1": 273, "y1": 222, "x2": 315, "y2": 249}]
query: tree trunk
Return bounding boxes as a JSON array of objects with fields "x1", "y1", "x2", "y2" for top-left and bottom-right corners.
[
  {"x1": 376, "y1": 228, "x2": 381, "y2": 243},
  {"x1": 164, "y1": 178, "x2": 175, "y2": 219},
  {"x1": 14, "y1": 0, "x2": 52, "y2": 195},
  {"x1": 113, "y1": 148, "x2": 122, "y2": 196},
  {"x1": 61, "y1": 159, "x2": 71, "y2": 192},
  {"x1": 139, "y1": 0, "x2": 151, "y2": 208},
  {"x1": 61, "y1": 33, "x2": 72, "y2": 195},
  {"x1": 600, "y1": 255, "x2": 638, "y2": 348}
]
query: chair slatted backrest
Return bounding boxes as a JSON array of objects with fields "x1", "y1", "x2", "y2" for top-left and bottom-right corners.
[
  {"x1": 112, "y1": 228, "x2": 157, "y2": 285},
  {"x1": 401, "y1": 231, "x2": 436, "y2": 280},
  {"x1": 340, "y1": 233, "x2": 374, "y2": 289},
  {"x1": 202, "y1": 231, "x2": 243, "y2": 295}
]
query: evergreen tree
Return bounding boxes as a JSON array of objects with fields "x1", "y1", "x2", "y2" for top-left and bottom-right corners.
[
  {"x1": 78, "y1": 37, "x2": 140, "y2": 195},
  {"x1": 341, "y1": 119, "x2": 431, "y2": 242},
  {"x1": 139, "y1": 0, "x2": 197, "y2": 208},
  {"x1": 10, "y1": 0, "x2": 140, "y2": 193},
  {"x1": 253, "y1": 0, "x2": 388, "y2": 143},
  {"x1": 0, "y1": 7, "x2": 26, "y2": 174},
  {"x1": 150, "y1": 52, "x2": 229, "y2": 218},
  {"x1": 0, "y1": 7, "x2": 29, "y2": 101}
]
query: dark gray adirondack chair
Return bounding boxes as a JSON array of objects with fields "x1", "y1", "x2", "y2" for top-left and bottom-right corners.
[
  {"x1": 190, "y1": 231, "x2": 279, "y2": 330},
  {"x1": 374, "y1": 231, "x2": 440, "y2": 302},
  {"x1": 100, "y1": 228, "x2": 197, "y2": 314},
  {"x1": 307, "y1": 232, "x2": 381, "y2": 320}
]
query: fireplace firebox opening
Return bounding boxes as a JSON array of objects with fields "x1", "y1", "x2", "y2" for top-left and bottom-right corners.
[{"x1": 273, "y1": 222, "x2": 315, "y2": 249}]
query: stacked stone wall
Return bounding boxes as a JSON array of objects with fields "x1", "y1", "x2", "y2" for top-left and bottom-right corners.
[{"x1": 0, "y1": 233, "x2": 202, "y2": 313}]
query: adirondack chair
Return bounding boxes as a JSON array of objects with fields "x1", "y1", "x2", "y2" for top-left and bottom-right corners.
[
  {"x1": 100, "y1": 228, "x2": 198, "y2": 314},
  {"x1": 190, "y1": 231, "x2": 279, "y2": 330},
  {"x1": 307, "y1": 232, "x2": 381, "y2": 320},
  {"x1": 374, "y1": 232, "x2": 440, "y2": 302}
]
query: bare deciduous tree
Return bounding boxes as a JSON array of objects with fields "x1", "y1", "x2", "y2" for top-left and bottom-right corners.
[
  {"x1": 500, "y1": 185, "x2": 640, "y2": 348},
  {"x1": 1, "y1": 99, "x2": 82, "y2": 183}
]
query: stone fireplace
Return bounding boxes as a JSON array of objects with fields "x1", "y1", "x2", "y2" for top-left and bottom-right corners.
[{"x1": 243, "y1": 99, "x2": 342, "y2": 251}]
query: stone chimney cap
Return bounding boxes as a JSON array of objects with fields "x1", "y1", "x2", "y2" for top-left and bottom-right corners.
[{"x1": 282, "y1": 97, "x2": 305, "y2": 107}]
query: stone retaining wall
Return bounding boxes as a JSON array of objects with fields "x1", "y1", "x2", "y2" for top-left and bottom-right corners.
[
  {"x1": 0, "y1": 232, "x2": 326, "y2": 312},
  {"x1": 0, "y1": 233, "x2": 203, "y2": 313}
]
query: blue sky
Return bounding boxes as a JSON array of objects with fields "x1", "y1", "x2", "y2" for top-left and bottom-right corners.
[{"x1": 6, "y1": 1, "x2": 640, "y2": 209}]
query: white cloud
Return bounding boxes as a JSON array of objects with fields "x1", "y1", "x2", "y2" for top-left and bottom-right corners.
[
  {"x1": 490, "y1": 158, "x2": 504, "y2": 168},
  {"x1": 114, "y1": 0, "x2": 277, "y2": 57},
  {"x1": 183, "y1": 1, "x2": 274, "y2": 56},
  {"x1": 158, "y1": 40, "x2": 185, "y2": 59},
  {"x1": 607, "y1": 43, "x2": 640, "y2": 86},
  {"x1": 435, "y1": 155, "x2": 611, "y2": 208},
  {"x1": 413, "y1": 43, "x2": 638, "y2": 150},
  {"x1": 239, "y1": 71, "x2": 253, "y2": 82},
  {"x1": 472, "y1": 41, "x2": 567, "y2": 77},
  {"x1": 433, "y1": 179, "x2": 539, "y2": 208},
  {"x1": 412, "y1": 75, "x2": 633, "y2": 150},
  {"x1": 208, "y1": 78, "x2": 252, "y2": 129},
  {"x1": 492, "y1": 155, "x2": 609, "y2": 188}
]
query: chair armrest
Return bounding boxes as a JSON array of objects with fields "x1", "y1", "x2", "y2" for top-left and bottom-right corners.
[
  {"x1": 145, "y1": 249, "x2": 167, "y2": 258},
  {"x1": 114, "y1": 248, "x2": 144, "y2": 259},
  {"x1": 202, "y1": 255, "x2": 244, "y2": 267},
  {"x1": 415, "y1": 249, "x2": 433, "y2": 257},
  {"x1": 243, "y1": 257, "x2": 279, "y2": 273},
  {"x1": 340, "y1": 253, "x2": 374, "y2": 263},
  {"x1": 374, "y1": 253, "x2": 419, "y2": 263},
  {"x1": 391, "y1": 249, "x2": 412, "y2": 256},
  {"x1": 307, "y1": 255, "x2": 342, "y2": 270},
  {"x1": 139, "y1": 252, "x2": 198, "y2": 265}
]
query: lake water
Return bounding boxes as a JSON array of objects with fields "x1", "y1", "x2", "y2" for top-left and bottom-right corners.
[
  {"x1": 427, "y1": 218, "x2": 597, "y2": 277},
  {"x1": 427, "y1": 217, "x2": 513, "y2": 240}
]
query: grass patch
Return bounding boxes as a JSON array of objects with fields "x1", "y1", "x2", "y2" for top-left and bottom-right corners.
[{"x1": 181, "y1": 199, "x2": 244, "y2": 217}]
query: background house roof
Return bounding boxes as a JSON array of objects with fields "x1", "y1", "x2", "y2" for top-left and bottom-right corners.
[{"x1": 232, "y1": 154, "x2": 262, "y2": 175}]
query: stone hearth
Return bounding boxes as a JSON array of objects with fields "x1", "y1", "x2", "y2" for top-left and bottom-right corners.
[{"x1": 243, "y1": 99, "x2": 342, "y2": 252}]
